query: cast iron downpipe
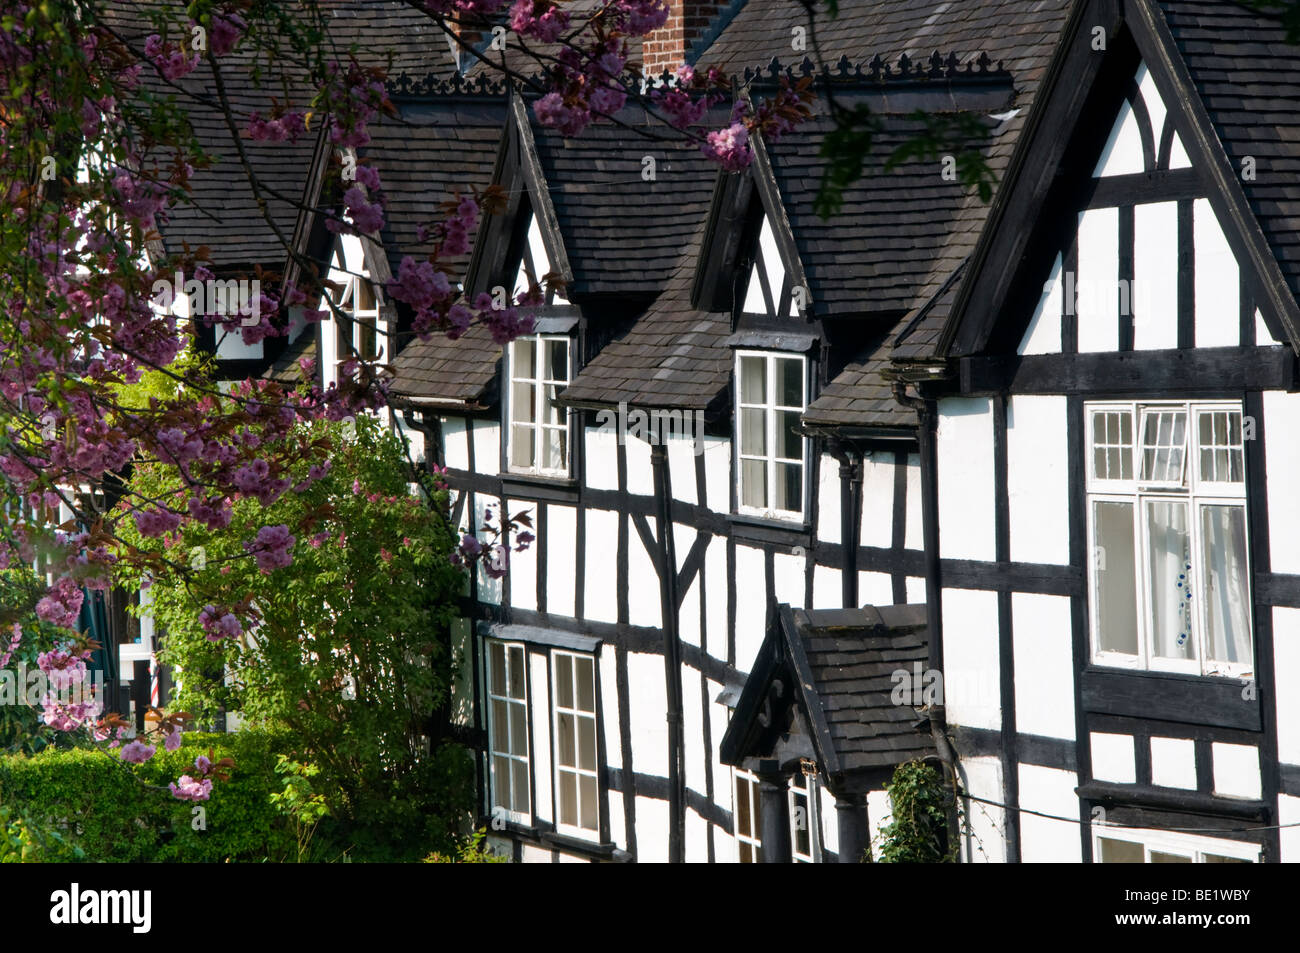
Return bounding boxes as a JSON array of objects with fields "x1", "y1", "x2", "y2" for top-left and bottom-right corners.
[
  {"x1": 651, "y1": 443, "x2": 686, "y2": 863},
  {"x1": 826, "y1": 439, "x2": 863, "y2": 609},
  {"x1": 891, "y1": 382, "x2": 960, "y2": 849}
]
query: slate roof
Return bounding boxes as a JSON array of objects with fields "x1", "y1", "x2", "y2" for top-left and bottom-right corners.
[
  {"x1": 531, "y1": 105, "x2": 721, "y2": 297},
  {"x1": 362, "y1": 96, "x2": 507, "y2": 277},
  {"x1": 1158, "y1": 0, "x2": 1300, "y2": 302},
  {"x1": 102, "y1": 1, "x2": 455, "y2": 275},
  {"x1": 790, "y1": 605, "x2": 936, "y2": 774},
  {"x1": 559, "y1": 216, "x2": 733, "y2": 411},
  {"x1": 766, "y1": 90, "x2": 1004, "y2": 321},
  {"x1": 263, "y1": 328, "x2": 318, "y2": 386},
  {"x1": 387, "y1": 322, "x2": 503, "y2": 408},
  {"x1": 720, "y1": 603, "x2": 936, "y2": 786}
]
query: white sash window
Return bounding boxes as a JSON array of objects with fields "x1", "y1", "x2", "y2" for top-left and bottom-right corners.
[
  {"x1": 507, "y1": 334, "x2": 571, "y2": 476},
  {"x1": 736, "y1": 351, "x2": 807, "y2": 519},
  {"x1": 552, "y1": 650, "x2": 599, "y2": 836},
  {"x1": 486, "y1": 640, "x2": 531, "y2": 824}
]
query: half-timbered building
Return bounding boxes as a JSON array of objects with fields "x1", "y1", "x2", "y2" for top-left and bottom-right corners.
[{"x1": 895, "y1": 0, "x2": 1300, "y2": 864}]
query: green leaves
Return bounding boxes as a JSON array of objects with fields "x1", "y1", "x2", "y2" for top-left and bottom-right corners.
[
  {"x1": 115, "y1": 412, "x2": 471, "y2": 858},
  {"x1": 875, "y1": 760, "x2": 955, "y2": 863}
]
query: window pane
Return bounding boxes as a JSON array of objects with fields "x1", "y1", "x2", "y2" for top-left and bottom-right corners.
[
  {"x1": 357, "y1": 278, "x2": 376, "y2": 311},
  {"x1": 578, "y1": 716, "x2": 597, "y2": 771},
  {"x1": 1201, "y1": 505, "x2": 1252, "y2": 666},
  {"x1": 741, "y1": 459, "x2": 767, "y2": 509},
  {"x1": 546, "y1": 338, "x2": 568, "y2": 382},
  {"x1": 558, "y1": 713, "x2": 575, "y2": 767},
  {"x1": 1205, "y1": 854, "x2": 1251, "y2": 864},
  {"x1": 511, "y1": 382, "x2": 535, "y2": 425},
  {"x1": 776, "y1": 410, "x2": 802, "y2": 460},
  {"x1": 490, "y1": 643, "x2": 506, "y2": 693},
  {"x1": 1092, "y1": 410, "x2": 1134, "y2": 481},
  {"x1": 509, "y1": 701, "x2": 527, "y2": 755},
  {"x1": 358, "y1": 319, "x2": 376, "y2": 360},
  {"x1": 736, "y1": 778, "x2": 751, "y2": 833},
  {"x1": 1140, "y1": 410, "x2": 1187, "y2": 484},
  {"x1": 576, "y1": 656, "x2": 595, "y2": 712},
  {"x1": 1151, "y1": 851, "x2": 1193, "y2": 863},
  {"x1": 1196, "y1": 410, "x2": 1245, "y2": 485},
  {"x1": 1146, "y1": 500, "x2": 1195, "y2": 660},
  {"x1": 778, "y1": 357, "x2": 803, "y2": 408},
  {"x1": 508, "y1": 647, "x2": 525, "y2": 697},
  {"x1": 1094, "y1": 501, "x2": 1139, "y2": 656},
  {"x1": 511, "y1": 424, "x2": 535, "y2": 469},
  {"x1": 740, "y1": 408, "x2": 766, "y2": 456},
  {"x1": 491, "y1": 699, "x2": 508, "y2": 751},
  {"x1": 1098, "y1": 837, "x2": 1144, "y2": 863},
  {"x1": 513, "y1": 338, "x2": 535, "y2": 378},
  {"x1": 739, "y1": 356, "x2": 766, "y2": 403},
  {"x1": 543, "y1": 427, "x2": 566, "y2": 471},
  {"x1": 580, "y1": 775, "x2": 598, "y2": 830},
  {"x1": 776, "y1": 462, "x2": 802, "y2": 513},
  {"x1": 542, "y1": 385, "x2": 563, "y2": 426},
  {"x1": 512, "y1": 761, "x2": 530, "y2": 815},
  {"x1": 492, "y1": 755, "x2": 511, "y2": 808},
  {"x1": 556, "y1": 654, "x2": 572, "y2": 708},
  {"x1": 739, "y1": 842, "x2": 753, "y2": 864},
  {"x1": 559, "y1": 771, "x2": 577, "y2": 827}
]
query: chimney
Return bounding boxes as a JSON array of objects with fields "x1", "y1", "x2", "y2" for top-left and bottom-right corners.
[{"x1": 642, "y1": 0, "x2": 732, "y2": 77}]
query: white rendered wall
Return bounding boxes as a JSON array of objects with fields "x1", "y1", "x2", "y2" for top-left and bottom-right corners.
[
  {"x1": 1018, "y1": 764, "x2": 1082, "y2": 862},
  {"x1": 936, "y1": 397, "x2": 995, "y2": 561},
  {"x1": 1006, "y1": 396, "x2": 1069, "y2": 565},
  {"x1": 1011, "y1": 593, "x2": 1075, "y2": 740},
  {"x1": 941, "y1": 588, "x2": 1001, "y2": 730}
]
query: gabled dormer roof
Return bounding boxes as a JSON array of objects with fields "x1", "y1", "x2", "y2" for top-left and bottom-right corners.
[
  {"x1": 464, "y1": 89, "x2": 572, "y2": 301},
  {"x1": 719, "y1": 603, "x2": 935, "y2": 795},
  {"x1": 937, "y1": 0, "x2": 1300, "y2": 360}
]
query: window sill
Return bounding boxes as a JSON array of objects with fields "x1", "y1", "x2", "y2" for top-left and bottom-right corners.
[
  {"x1": 1077, "y1": 781, "x2": 1268, "y2": 820},
  {"x1": 728, "y1": 512, "x2": 812, "y2": 547},
  {"x1": 539, "y1": 829, "x2": 624, "y2": 861},
  {"x1": 501, "y1": 473, "x2": 580, "y2": 504}
]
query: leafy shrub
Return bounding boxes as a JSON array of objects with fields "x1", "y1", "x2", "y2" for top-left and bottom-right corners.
[
  {"x1": 875, "y1": 760, "x2": 955, "y2": 863},
  {"x1": 0, "y1": 731, "x2": 294, "y2": 862}
]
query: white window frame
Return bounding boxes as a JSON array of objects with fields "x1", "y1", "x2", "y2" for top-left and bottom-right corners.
[
  {"x1": 331, "y1": 272, "x2": 382, "y2": 369},
  {"x1": 1094, "y1": 826, "x2": 1259, "y2": 863},
  {"x1": 1085, "y1": 399, "x2": 1253, "y2": 678},
  {"x1": 788, "y1": 766, "x2": 823, "y2": 863},
  {"x1": 733, "y1": 768, "x2": 763, "y2": 863},
  {"x1": 506, "y1": 333, "x2": 571, "y2": 478},
  {"x1": 735, "y1": 350, "x2": 807, "y2": 521},
  {"x1": 484, "y1": 639, "x2": 531, "y2": 826},
  {"x1": 550, "y1": 649, "x2": 601, "y2": 839}
]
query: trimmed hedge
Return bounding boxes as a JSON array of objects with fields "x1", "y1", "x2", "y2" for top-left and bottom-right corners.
[{"x1": 0, "y1": 732, "x2": 296, "y2": 862}]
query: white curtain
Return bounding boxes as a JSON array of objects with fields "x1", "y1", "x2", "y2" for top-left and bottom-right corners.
[
  {"x1": 1202, "y1": 504, "x2": 1251, "y2": 666},
  {"x1": 1146, "y1": 501, "x2": 1194, "y2": 661}
]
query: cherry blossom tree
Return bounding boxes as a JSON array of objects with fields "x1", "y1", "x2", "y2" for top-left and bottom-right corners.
[{"x1": 0, "y1": 0, "x2": 814, "y2": 801}]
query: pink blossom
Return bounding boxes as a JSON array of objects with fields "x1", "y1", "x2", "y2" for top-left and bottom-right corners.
[
  {"x1": 169, "y1": 775, "x2": 213, "y2": 801},
  {"x1": 120, "y1": 740, "x2": 156, "y2": 764}
]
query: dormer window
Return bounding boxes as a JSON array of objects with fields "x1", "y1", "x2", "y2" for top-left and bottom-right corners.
[
  {"x1": 741, "y1": 215, "x2": 798, "y2": 318},
  {"x1": 507, "y1": 333, "x2": 571, "y2": 476},
  {"x1": 736, "y1": 351, "x2": 807, "y2": 519}
]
